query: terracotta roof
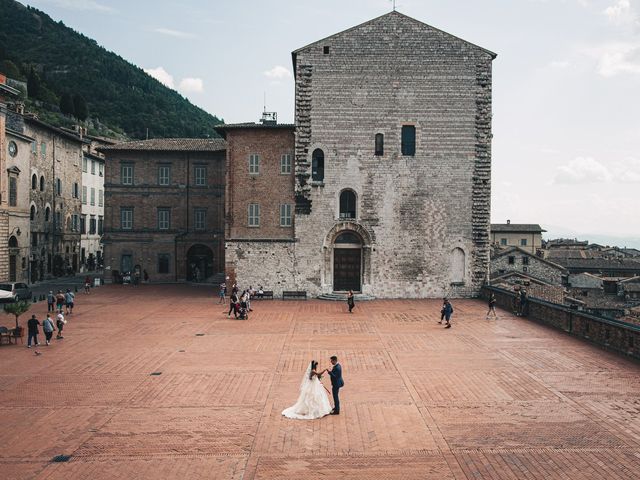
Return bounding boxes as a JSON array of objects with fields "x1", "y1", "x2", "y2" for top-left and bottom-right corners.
[
  {"x1": 99, "y1": 138, "x2": 226, "y2": 152},
  {"x1": 491, "y1": 223, "x2": 546, "y2": 233},
  {"x1": 559, "y1": 258, "x2": 640, "y2": 270},
  {"x1": 24, "y1": 116, "x2": 88, "y2": 144}
]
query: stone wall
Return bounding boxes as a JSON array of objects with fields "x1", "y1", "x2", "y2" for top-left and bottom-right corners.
[
  {"x1": 483, "y1": 286, "x2": 640, "y2": 361},
  {"x1": 491, "y1": 252, "x2": 565, "y2": 285},
  {"x1": 292, "y1": 12, "x2": 494, "y2": 298}
]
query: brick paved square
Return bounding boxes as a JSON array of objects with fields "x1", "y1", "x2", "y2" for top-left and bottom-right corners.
[{"x1": 0, "y1": 285, "x2": 638, "y2": 479}]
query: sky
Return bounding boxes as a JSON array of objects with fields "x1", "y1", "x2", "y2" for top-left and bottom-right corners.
[{"x1": 22, "y1": 0, "x2": 640, "y2": 248}]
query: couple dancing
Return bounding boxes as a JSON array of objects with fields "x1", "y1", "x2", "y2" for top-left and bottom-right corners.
[{"x1": 282, "y1": 355, "x2": 344, "y2": 419}]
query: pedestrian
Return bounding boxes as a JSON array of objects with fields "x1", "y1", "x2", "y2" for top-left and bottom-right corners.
[
  {"x1": 443, "y1": 299, "x2": 454, "y2": 328},
  {"x1": 228, "y1": 292, "x2": 238, "y2": 319},
  {"x1": 347, "y1": 290, "x2": 355, "y2": 313},
  {"x1": 27, "y1": 314, "x2": 40, "y2": 348},
  {"x1": 84, "y1": 276, "x2": 91, "y2": 294},
  {"x1": 56, "y1": 311, "x2": 66, "y2": 339},
  {"x1": 519, "y1": 289, "x2": 528, "y2": 317},
  {"x1": 65, "y1": 289, "x2": 75, "y2": 315},
  {"x1": 143, "y1": 269, "x2": 149, "y2": 282},
  {"x1": 42, "y1": 313, "x2": 55, "y2": 345},
  {"x1": 47, "y1": 291, "x2": 55, "y2": 312},
  {"x1": 218, "y1": 282, "x2": 226, "y2": 304},
  {"x1": 437, "y1": 298, "x2": 447, "y2": 324},
  {"x1": 232, "y1": 283, "x2": 238, "y2": 296},
  {"x1": 55, "y1": 290, "x2": 65, "y2": 313},
  {"x1": 486, "y1": 293, "x2": 498, "y2": 319}
]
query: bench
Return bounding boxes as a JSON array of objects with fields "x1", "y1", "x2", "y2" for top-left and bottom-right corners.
[
  {"x1": 253, "y1": 290, "x2": 273, "y2": 300},
  {"x1": 282, "y1": 291, "x2": 307, "y2": 300}
]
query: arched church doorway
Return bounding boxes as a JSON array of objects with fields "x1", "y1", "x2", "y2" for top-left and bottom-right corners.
[
  {"x1": 187, "y1": 244, "x2": 213, "y2": 282},
  {"x1": 333, "y1": 232, "x2": 362, "y2": 292}
]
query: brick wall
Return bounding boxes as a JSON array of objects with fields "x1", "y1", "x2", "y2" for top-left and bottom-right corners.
[{"x1": 483, "y1": 286, "x2": 640, "y2": 361}]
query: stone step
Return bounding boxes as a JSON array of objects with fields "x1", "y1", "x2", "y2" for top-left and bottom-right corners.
[{"x1": 317, "y1": 293, "x2": 376, "y2": 301}]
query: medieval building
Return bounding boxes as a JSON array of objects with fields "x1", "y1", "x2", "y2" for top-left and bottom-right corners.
[{"x1": 222, "y1": 11, "x2": 496, "y2": 298}]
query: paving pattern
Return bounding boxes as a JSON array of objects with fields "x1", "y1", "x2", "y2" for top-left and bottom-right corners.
[{"x1": 0, "y1": 286, "x2": 639, "y2": 479}]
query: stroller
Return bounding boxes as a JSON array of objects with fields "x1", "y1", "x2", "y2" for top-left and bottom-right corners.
[{"x1": 237, "y1": 300, "x2": 248, "y2": 320}]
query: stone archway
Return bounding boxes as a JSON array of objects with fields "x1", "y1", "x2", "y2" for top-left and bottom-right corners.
[
  {"x1": 323, "y1": 222, "x2": 374, "y2": 294},
  {"x1": 187, "y1": 244, "x2": 213, "y2": 282}
]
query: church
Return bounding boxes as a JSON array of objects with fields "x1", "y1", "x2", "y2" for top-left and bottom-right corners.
[{"x1": 218, "y1": 11, "x2": 496, "y2": 298}]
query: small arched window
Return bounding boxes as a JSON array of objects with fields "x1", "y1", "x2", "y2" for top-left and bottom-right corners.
[
  {"x1": 45, "y1": 206, "x2": 50, "y2": 222},
  {"x1": 31, "y1": 174, "x2": 37, "y2": 190},
  {"x1": 40, "y1": 176, "x2": 45, "y2": 191},
  {"x1": 8, "y1": 236, "x2": 18, "y2": 248},
  {"x1": 339, "y1": 190, "x2": 357, "y2": 219},
  {"x1": 311, "y1": 148, "x2": 324, "y2": 182},
  {"x1": 375, "y1": 133, "x2": 384, "y2": 156},
  {"x1": 30, "y1": 205, "x2": 36, "y2": 220},
  {"x1": 451, "y1": 248, "x2": 466, "y2": 283}
]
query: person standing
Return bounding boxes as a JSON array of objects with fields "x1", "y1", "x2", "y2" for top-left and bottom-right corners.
[
  {"x1": 218, "y1": 282, "x2": 226, "y2": 304},
  {"x1": 228, "y1": 292, "x2": 238, "y2": 319},
  {"x1": 65, "y1": 289, "x2": 75, "y2": 315},
  {"x1": 47, "y1": 291, "x2": 55, "y2": 312},
  {"x1": 84, "y1": 276, "x2": 91, "y2": 294},
  {"x1": 438, "y1": 298, "x2": 447, "y2": 324},
  {"x1": 27, "y1": 314, "x2": 40, "y2": 348},
  {"x1": 42, "y1": 313, "x2": 55, "y2": 345},
  {"x1": 486, "y1": 293, "x2": 498, "y2": 319},
  {"x1": 55, "y1": 290, "x2": 65, "y2": 313},
  {"x1": 56, "y1": 311, "x2": 66, "y2": 339},
  {"x1": 347, "y1": 290, "x2": 355, "y2": 313},
  {"x1": 443, "y1": 299, "x2": 454, "y2": 329},
  {"x1": 325, "y1": 355, "x2": 344, "y2": 415}
]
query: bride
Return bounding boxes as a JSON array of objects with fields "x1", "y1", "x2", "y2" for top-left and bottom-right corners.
[{"x1": 282, "y1": 360, "x2": 332, "y2": 420}]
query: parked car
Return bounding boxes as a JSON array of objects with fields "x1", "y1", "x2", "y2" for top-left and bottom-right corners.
[
  {"x1": 0, "y1": 282, "x2": 32, "y2": 303},
  {"x1": 0, "y1": 289, "x2": 14, "y2": 304}
]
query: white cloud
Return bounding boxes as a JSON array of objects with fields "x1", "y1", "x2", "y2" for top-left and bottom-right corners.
[
  {"x1": 263, "y1": 65, "x2": 292, "y2": 80},
  {"x1": 553, "y1": 157, "x2": 613, "y2": 184},
  {"x1": 153, "y1": 28, "x2": 195, "y2": 39},
  {"x1": 41, "y1": 0, "x2": 115, "y2": 12},
  {"x1": 613, "y1": 157, "x2": 640, "y2": 182},
  {"x1": 144, "y1": 66, "x2": 175, "y2": 88},
  {"x1": 548, "y1": 60, "x2": 570, "y2": 69},
  {"x1": 179, "y1": 77, "x2": 204, "y2": 93},
  {"x1": 587, "y1": 42, "x2": 640, "y2": 76},
  {"x1": 603, "y1": 0, "x2": 638, "y2": 25}
]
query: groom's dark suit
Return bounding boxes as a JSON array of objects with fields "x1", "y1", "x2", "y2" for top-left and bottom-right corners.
[{"x1": 328, "y1": 363, "x2": 344, "y2": 413}]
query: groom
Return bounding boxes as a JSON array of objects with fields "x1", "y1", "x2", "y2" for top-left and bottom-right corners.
[{"x1": 325, "y1": 355, "x2": 344, "y2": 415}]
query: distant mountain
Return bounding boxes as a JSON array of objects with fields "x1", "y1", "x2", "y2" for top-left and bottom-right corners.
[
  {"x1": 544, "y1": 226, "x2": 640, "y2": 250},
  {"x1": 0, "y1": 0, "x2": 222, "y2": 139}
]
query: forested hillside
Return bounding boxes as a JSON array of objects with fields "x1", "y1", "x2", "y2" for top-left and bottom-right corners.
[{"x1": 0, "y1": 0, "x2": 223, "y2": 139}]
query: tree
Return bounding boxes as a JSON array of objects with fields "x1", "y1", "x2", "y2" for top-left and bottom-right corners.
[
  {"x1": 73, "y1": 94, "x2": 88, "y2": 120},
  {"x1": 60, "y1": 92, "x2": 74, "y2": 116},
  {"x1": 27, "y1": 67, "x2": 41, "y2": 99},
  {"x1": 4, "y1": 300, "x2": 31, "y2": 330}
]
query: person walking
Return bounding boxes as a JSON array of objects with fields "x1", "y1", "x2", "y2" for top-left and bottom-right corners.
[
  {"x1": 42, "y1": 313, "x2": 55, "y2": 345},
  {"x1": 65, "y1": 289, "x2": 75, "y2": 315},
  {"x1": 486, "y1": 293, "x2": 498, "y2": 320},
  {"x1": 55, "y1": 290, "x2": 65, "y2": 313},
  {"x1": 84, "y1": 276, "x2": 91, "y2": 294},
  {"x1": 443, "y1": 299, "x2": 454, "y2": 329},
  {"x1": 56, "y1": 311, "x2": 66, "y2": 339},
  {"x1": 437, "y1": 298, "x2": 447, "y2": 324},
  {"x1": 27, "y1": 314, "x2": 40, "y2": 348},
  {"x1": 218, "y1": 282, "x2": 226, "y2": 304},
  {"x1": 47, "y1": 291, "x2": 55, "y2": 312},
  {"x1": 228, "y1": 292, "x2": 238, "y2": 319},
  {"x1": 347, "y1": 290, "x2": 355, "y2": 313}
]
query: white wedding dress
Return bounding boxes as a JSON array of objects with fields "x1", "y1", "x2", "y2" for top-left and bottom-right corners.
[{"x1": 282, "y1": 362, "x2": 332, "y2": 420}]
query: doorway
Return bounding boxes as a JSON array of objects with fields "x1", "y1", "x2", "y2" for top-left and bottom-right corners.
[
  {"x1": 186, "y1": 244, "x2": 213, "y2": 282},
  {"x1": 333, "y1": 232, "x2": 362, "y2": 292}
]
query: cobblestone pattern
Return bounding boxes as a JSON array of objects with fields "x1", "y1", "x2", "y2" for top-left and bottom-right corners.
[{"x1": 0, "y1": 285, "x2": 638, "y2": 479}]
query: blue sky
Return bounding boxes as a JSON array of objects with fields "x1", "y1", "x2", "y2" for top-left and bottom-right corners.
[{"x1": 23, "y1": 0, "x2": 640, "y2": 247}]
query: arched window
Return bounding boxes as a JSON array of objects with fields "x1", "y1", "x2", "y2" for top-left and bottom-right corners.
[
  {"x1": 45, "y1": 206, "x2": 50, "y2": 222},
  {"x1": 8, "y1": 236, "x2": 18, "y2": 248},
  {"x1": 30, "y1": 205, "x2": 36, "y2": 221},
  {"x1": 311, "y1": 148, "x2": 324, "y2": 182},
  {"x1": 375, "y1": 133, "x2": 384, "y2": 156},
  {"x1": 335, "y1": 232, "x2": 361, "y2": 245},
  {"x1": 31, "y1": 174, "x2": 37, "y2": 190},
  {"x1": 40, "y1": 176, "x2": 45, "y2": 191},
  {"x1": 339, "y1": 190, "x2": 357, "y2": 219},
  {"x1": 451, "y1": 248, "x2": 466, "y2": 283}
]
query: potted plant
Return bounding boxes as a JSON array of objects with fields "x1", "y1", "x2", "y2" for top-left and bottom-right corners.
[{"x1": 4, "y1": 300, "x2": 31, "y2": 338}]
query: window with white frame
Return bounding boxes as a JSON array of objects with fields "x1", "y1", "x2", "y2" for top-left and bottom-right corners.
[
  {"x1": 249, "y1": 154, "x2": 260, "y2": 174},
  {"x1": 280, "y1": 204, "x2": 292, "y2": 227},
  {"x1": 41, "y1": 142, "x2": 46, "y2": 158},
  {"x1": 280, "y1": 154, "x2": 292, "y2": 174},
  {"x1": 98, "y1": 163, "x2": 104, "y2": 177},
  {"x1": 157, "y1": 208, "x2": 170, "y2": 230},
  {"x1": 248, "y1": 203, "x2": 260, "y2": 227},
  {"x1": 82, "y1": 157, "x2": 88, "y2": 172},
  {"x1": 91, "y1": 160, "x2": 96, "y2": 175},
  {"x1": 194, "y1": 166, "x2": 207, "y2": 186},
  {"x1": 158, "y1": 165, "x2": 171, "y2": 185},
  {"x1": 82, "y1": 186, "x2": 87, "y2": 204},
  {"x1": 194, "y1": 208, "x2": 206, "y2": 230},
  {"x1": 120, "y1": 207, "x2": 133, "y2": 230},
  {"x1": 98, "y1": 189, "x2": 103, "y2": 207},
  {"x1": 90, "y1": 187, "x2": 95, "y2": 206},
  {"x1": 121, "y1": 164, "x2": 133, "y2": 185}
]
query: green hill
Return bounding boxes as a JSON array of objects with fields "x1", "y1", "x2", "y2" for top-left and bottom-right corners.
[{"x1": 0, "y1": 0, "x2": 223, "y2": 139}]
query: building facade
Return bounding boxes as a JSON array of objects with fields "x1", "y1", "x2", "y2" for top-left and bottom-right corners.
[
  {"x1": 490, "y1": 246, "x2": 567, "y2": 286},
  {"x1": 491, "y1": 221, "x2": 546, "y2": 255},
  {"x1": 101, "y1": 139, "x2": 226, "y2": 283},
  {"x1": 80, "y1": 151, "x2": 104, "y2": 271},
  {"x1": 223, "y1": 12, "x2": 496, "y2": 298}
]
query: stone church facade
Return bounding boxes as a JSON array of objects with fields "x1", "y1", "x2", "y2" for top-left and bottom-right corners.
[{"x1": 223, "y1": 11, "x2": 496, "y2": 298}]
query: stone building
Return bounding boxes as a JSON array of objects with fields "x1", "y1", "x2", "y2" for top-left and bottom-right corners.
[
  {"x1": 80, "y1": 150, "x2": 104, "y2": 271},
  {"x1": 215, "y1": 119, "x2": 296, "y2": 288},
  {"x1": 491, "y1": 221, "x2": 546, "y2": 255},
  {"x1": 5, "y1": 127, "x2": 35, "y2": 282},
  {"x1": 223, "y1": 11, "x2": 496, "y2": 298},
  {"x1": 100, "y1": 139, "x2": 226, "y2": 283},
  {"x1": 490, "y1": 246, "x2": 567, "y2": 285}
]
